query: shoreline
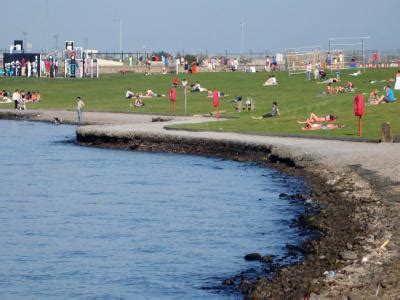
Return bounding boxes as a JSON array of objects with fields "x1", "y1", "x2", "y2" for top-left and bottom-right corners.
[{"x1": 1, "y1": 109, "x2": 400, "y2": 298}]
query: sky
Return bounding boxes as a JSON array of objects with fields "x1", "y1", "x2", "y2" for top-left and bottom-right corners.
[{"x1": 2, "y1": 0, "x2": 399, "y2": 54}]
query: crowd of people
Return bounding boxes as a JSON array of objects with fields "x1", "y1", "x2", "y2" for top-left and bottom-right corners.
[
  {"x1": 0, "y1": 89, "x2": 41, "y2": 109},
  {"x1": 3, "y1": 57, "x2": 59, "y2": 78}
]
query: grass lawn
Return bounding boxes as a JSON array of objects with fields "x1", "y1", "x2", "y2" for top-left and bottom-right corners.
[{"x1": 1, "y1": 68, "x2": 399, "y2": 140}]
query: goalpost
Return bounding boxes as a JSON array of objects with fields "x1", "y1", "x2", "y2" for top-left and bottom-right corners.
[
  {"x1": 285, "y1": 46, "x2": 321, "y2": 76},
  {"x1": 327, "y1": 37, "x2": 371, "y2": 72}
]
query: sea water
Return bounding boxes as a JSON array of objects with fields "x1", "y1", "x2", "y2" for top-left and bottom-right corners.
[{"x1": 0, "y1": 120, "x2": 309, "y2": 299}]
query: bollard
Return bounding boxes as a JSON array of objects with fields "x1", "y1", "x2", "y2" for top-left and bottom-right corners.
[{"x1": 381, "y1": 122, "x2": 392, "y2": 143}]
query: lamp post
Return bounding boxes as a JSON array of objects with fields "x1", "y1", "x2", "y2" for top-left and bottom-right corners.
[{"x1": 240, "y1": 22, "x2": 244, "y2": 56}]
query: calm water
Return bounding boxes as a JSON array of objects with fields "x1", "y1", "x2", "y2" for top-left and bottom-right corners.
[{"x1": 0, "y1": 120, "x2": 309, "y2": 299}]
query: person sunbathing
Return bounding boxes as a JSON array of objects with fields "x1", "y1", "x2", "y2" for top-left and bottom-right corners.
[
  {"x1": 262, "y1": 75, "x2": 278, "y2": 86},
  {"x1": 349, "y1": 70, "x2": 362, "y2": 76},
  {"x1": 336, "y1": 85, "x2": 345, "y2": 93},
  {"x1": 142, "y1": 90, "x2": 164, "y2": 98},
  {"x1": 302, "y1": 122, "x2": 344, "y2": 130},
  {"x1": 191, "y1": 81, "x2": 208, "y2": 92},
  {"x1": 345, "y1": 81, "x2": 355, "y2": 92},
  {"x1": 297, "y1": 113, "x2": 337, "y2": 124},
  {"x1": 317, "y1": 77, "x2": 341, "y2": 84},
  {"x1": 326, "y1": 83, "x2": 335, "y2": 94},
  {"x1": 207, "y1": 90, "x2": 226, "y2": 97}
]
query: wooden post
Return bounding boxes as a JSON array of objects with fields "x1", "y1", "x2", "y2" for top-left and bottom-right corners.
[{"x1": 381, "y1": 122, "x2": 392, "y2": 143}]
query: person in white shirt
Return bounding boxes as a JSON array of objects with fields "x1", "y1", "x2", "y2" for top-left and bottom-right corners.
[
  {"x1": 76, "y1": 96, "x2": 85, "y2": 125},
  {"x1": 263, "y1": 75, "x2": 278, "y2": 86},
  {"x1": 12, "y1": 90, "x2": 20, "y2": 110},
  {"x1": 126, "y1": 89, "x2": 134, "y2": 99}
]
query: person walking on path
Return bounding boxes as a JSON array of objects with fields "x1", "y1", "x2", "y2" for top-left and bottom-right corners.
[{"x1": 76, "y1": 96, "x2": 85, "y2": 125}]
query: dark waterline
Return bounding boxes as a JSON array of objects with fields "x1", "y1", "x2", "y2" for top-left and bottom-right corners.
[{"x1": 0, "y1": 120, "x2": 310, "y2": 299}]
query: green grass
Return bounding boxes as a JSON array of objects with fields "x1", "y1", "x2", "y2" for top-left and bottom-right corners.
[{"x1": 1, "y1": 69, "x2": 399, "y2": 139}]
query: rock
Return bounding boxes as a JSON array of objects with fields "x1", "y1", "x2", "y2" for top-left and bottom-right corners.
[
  {"x1": 346, "y1": 243, "x2": 353, "y2": 250},
  {"x1": 244, "y1": 253, "x2": 262, "y2": 261},
  {"x1": 340, "y1": 251, "x2": 358, "y2": 260},
  {"x1": 260, "y1": 255, "x2": 273, "y2": 263},
  {"x1": 279, "y1": 193, "x2": 289, "y2": 198},
  {"x1": 222, "y1": 277, "x2": 235, "y2": 285}
]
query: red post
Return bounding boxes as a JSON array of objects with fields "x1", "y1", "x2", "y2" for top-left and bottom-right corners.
[
  {"x1": 213, "y1": 90, "x2": 220, "y2": 119},
  {"x1": 169, "y1": 87, "x2": 176, "y2": 113},
  {"x1": 354, "y1": 94, "x2": 364, "y2": 137}
]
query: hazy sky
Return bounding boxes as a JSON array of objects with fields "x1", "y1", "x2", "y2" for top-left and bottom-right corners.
[{"x1": 2, "y1": 0, "x2": 399, "y2": 54}]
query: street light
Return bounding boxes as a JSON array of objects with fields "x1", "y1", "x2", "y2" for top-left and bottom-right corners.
[
  {"x1": 240, "y1": 22, "x2": 244, "y2": 55},
  {"x1": 112, "y1": 19, "x2": 122, "y2": 60}
]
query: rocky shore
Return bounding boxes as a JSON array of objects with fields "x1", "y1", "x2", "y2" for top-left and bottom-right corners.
[{"x1": 1, "y1": 109, "x2": 400, "y2": 298}]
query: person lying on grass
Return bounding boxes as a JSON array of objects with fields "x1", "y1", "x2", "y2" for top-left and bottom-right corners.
[
  {"x1": 252, "y1": 101, "x2": 280, "y2": 119},
  {"x1": 302, "y1": 122, "x2": 345, "y2": 131},
  {"x1": 317, "y1": 77, "x2": 341, "y2": 84},
  {"x1": 207, "y1": 90, "x2": 226, "y2": 97},
  {"x1": 140, "y1": 90, "x2": 165, "y2": 98},
  {"x1": 190, "y1": 81, "x2": 208, "y2": 92},
  {"x1": 262, "y1": 75, "x2": 278, "y2": 86},
  {"x1": 297, "y1": 113, "x2": 337, "y2": 124}
]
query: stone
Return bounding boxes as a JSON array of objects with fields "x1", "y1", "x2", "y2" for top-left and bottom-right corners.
[
  {"x1": 244, "y1": 253, "x2": 262, "y2": 261},
  {"x1": 381, "y1": 122, "x2": 392, "y2": 143},
  {"x1": 340, "y1": 251, "x2": 358, "y2": 260},
  {"x1": 260, "y1": 255, "x2": 273, "y2": 263}
]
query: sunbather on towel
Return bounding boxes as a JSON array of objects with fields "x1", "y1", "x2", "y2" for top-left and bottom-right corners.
[
  {"x1": 302, "y1": 122, "x2": 344, "y2": 131},
  {"x1": 297, "y1": 113, "x2": 337, "y2": 124}
]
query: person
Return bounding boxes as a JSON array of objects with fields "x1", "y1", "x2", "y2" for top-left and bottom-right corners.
[
  {"x1": 132, "y1": 94, "x2": 144, "y2": 107},
  {"x1": 349, "y1": 70, "x2": 362, "y2": 77},
  {"x1": 190, "y1": 81, "x2": 207, "y2": 92},
  {"x1": 143, "y1": 89, "x2": 164, "y2": 98},
  {"x1": 244, "y1": 97, "x2": 253, "y2": 111},
  {"x1": 184, "y1": 60, "x2": 189, "y2": 73},
  {"x1": 326, "y1": 83, "x2": 335, "y2": 94},
  {"x1": 317, "y1": 77, "x2": 340, "y2": 84},
  {"x1": 76, "y1": 96, "x2": 85, "y2": 125},
  {"x1": 207, "y1": 90, "x2": 225, "y2": 97},
  {"x1": 377, "y1": 85, "x2": 397, "y2": 104},
  {"x1": 252, "y1": 101, "x2": 280, "y2": 119},
  {"x1": 394, "y1": 70, "x2": 400, "y2": 90},
  {"x1": 345, "y1": 81, "x2": 355, "y2": 92},
  {"x1": 175, "y1": 57, "x2": 180, "y2": 74},
  {"x1": 265, "y1": 56, "x2": 271, "y2": 72},
  {"x1": 262, "y1": 75, "x2": 278, "y2": 86},
  {"x1": 302, "y1": 122, "x2": 344, "y2": 131},
  {"x1": 314, "y1": 65, "x2": 320, "y2": 80},
  {"x1": 297, "y1": 113, "x2": 337, "y2": 124},
  {"x1": 231, "y1": 58, "x2": 239, "y2": 71},
  {"x1": 182, "y1": 78, "x2": 188, "y2": 89},
  {"x1": 126, "y1": 88, "x2": 134, "y2": 99},
  {"x1": 12, "y1": 89, "x2": 20, "y2": 110},
  {"x1": 305, "y1": 62, "x2": 312, "y2": 80},
  {"x1": 367, "y1": 89, "x2": 380, "y2": 105}
]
